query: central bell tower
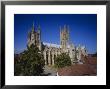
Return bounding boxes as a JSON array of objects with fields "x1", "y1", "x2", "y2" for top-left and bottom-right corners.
[{"x1": 60, "y1": 25, "x2": 69, "y2": 52}]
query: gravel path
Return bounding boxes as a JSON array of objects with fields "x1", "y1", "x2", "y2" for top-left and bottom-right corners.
[{"x1": 42, "y1": 65, "x2": 57, "y2": 76}]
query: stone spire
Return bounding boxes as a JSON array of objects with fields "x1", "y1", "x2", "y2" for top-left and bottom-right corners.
[
  {"x1": 37, "y1": 22, "x2": 41, "y2": 51},
  {"x1": 32, "y1": 21, "x2": 34, "y2": 32},
  {"x1": 37, "y1": 19, "x2": 40, "y2": 32},
  {"x1": 28, "y1": 30, "x2": 30, "y2": 39},
  {"x1": 27, "y1": 30, "x2": 31, "y2": 46},
  {"x1": 60, "y1": 26, "x2": 62, "y2": 47},
  {"x1": 37, "y1": 24, "x2": 41, "y2": 33},
  {"x1": 37, "y1": 19, "x2": 41, "y2": 35},
  {"x1": 67, "y1": 25, "x2": 69, "y2": 42}
]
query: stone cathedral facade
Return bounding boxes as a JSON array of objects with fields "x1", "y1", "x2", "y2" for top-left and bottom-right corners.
[{"x1": 28, "y1": 23, "x2": 88, "y2": 66}]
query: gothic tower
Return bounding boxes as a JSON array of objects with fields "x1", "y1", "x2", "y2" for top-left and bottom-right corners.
[
  {"x1": 27, "y1": 22, "x2": 36, "y2": 47},
  {"x1": 27, "y1": 22, "x2": 41, "y2": 50},
  {"x1": 60, "y1": 25, "x2": 69, "y2": 52}
]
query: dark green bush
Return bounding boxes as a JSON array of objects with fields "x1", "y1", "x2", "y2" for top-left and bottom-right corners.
[{"x1": 55, "y1": 53, "x2": 71, "y2": 68}]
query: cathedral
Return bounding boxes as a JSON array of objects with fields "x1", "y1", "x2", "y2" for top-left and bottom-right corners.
[{"x1": 27, "y1": 23, "x2": 88, "y2": 66}]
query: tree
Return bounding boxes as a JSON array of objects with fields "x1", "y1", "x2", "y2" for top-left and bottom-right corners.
[
  {"x1": 55, "y1": 53, "x2": 71, "y2": 68},
  {"x1": 14, "y1": 44, "x2": 45, "y2": 76},
  {"x1": 14, "y1": 54, "x2": 22, "y2": 75}
]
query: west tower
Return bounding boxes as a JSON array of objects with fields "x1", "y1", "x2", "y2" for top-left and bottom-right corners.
[{"x1": 27, "y1": 22, "x2": 41, "y2": 50}]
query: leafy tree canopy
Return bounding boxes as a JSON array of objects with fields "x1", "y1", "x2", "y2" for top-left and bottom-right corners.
[
  {"x1": 14, "y1": 44, "x2": 45, "y2": 76},
  {"x1": 55, "y1": 53, "x2": 71, "y2": 68}
]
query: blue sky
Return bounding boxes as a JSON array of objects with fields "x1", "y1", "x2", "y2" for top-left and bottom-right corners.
[{"x1": 14, "y1": 14, "x2": 97, "y2": 54}]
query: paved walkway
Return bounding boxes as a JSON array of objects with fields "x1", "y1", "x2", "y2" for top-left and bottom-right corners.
[{"x1": 42, "y1": 65, "x2": 57, "y2": 76}]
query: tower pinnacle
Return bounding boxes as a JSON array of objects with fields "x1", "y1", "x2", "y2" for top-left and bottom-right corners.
[{"x1": 32, "y1": 21, "x2": 34, "y2": 32}]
